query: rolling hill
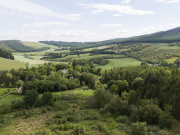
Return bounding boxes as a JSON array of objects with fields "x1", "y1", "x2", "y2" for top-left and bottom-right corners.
[{"x1": 40, "y1": 27, "x2": 180, "y2": 49}]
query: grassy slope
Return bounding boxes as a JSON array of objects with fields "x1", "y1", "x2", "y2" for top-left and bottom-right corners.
[
  {"x1": 21, "y1": 41, "x2": 58, "y2": 49},
  {"x1": 13, "y1": 55, "x2": 68, "y2": 66},
  {"x1": 0, "y1": 87, "x2": 93, "y2": 105},
  {"x1": 0, "y1": 87, "x2": 16, "y2": 96},
  {"x1": 94, "y1": 58, "x2": 141, "y2": 70},
  {"x1": 0, "y1": 57, "x2": 26, "y2": 71}
]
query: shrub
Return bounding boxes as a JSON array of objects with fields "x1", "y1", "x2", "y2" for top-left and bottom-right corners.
[
  {"x1": 131, "y1": 122, "x2": 147, "y2": 135},
  {"x1": 72, "y1": 125, "x2": 86, "y2": 135},
  {"x1": 93, "y1": 88, "x2": 112, "y2": 108},
  {"x1": 146, "y1": 125, "x2": 160, "y2": 133},
  {"x1": 47, "y1": 106, "x2": 53, "y2": 111},
  {"x1": 159, "y1": 112, "x2": 173, "y2": 129},
  {"x1": 157, "y1": 130, "x2": 169, "y2": 135},
  {"x1": 42, "y1": 92, "x2": 53, "y2": 106},
  {"x1": 97, "y1": 123, "x2": 110, "y2": 134},
  {"x1": 0, "y1": 102, "x2": 11, "y2": 114},
  {"x1": 11, "y1": 99, "x2": 23, "y2": 109},
  {"x1": 23, "y1": 90, "x2": 39, "y2": 107},
  {"x1": 67, "y1": 115, "x2": 76, "y2": 122},
  {"x1": 85, "y1": 96, "x2": 94, "y2": 108},
  {"x1": 0, "y1": 116, "x2": 6, "y2": 124},
  {"x1": 116, "y1": 115, "x2": 130, "y2": 124},
  {"x1": 53, "y1": 111, "x2": 64, "y2": 119}
]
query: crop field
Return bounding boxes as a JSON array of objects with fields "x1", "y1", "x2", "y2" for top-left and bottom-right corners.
[
  {"x1": 82, "y1": 45, "x2": 113, "y2": 51},
  {"x1": 0, "y1": 57, "x2": 26, "y2": 71},
  {"x1": 13, "y1": 55, "x2": 68, "y2": 67},
  {"x1": 94, "y1": 58, "x2": 141, "y2": 70},
  {"x1": 21, "y1": 41, "x2": 58, "y2": 49},
  {"x1": 74, "y1": 54, "x2": 125, "y2": 60}
]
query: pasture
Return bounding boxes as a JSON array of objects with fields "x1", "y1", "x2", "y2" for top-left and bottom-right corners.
[
  {"x1": 74, "y1": 54, "x2": 125, "y2": 60},
  {"x1": 82, "y1": 45, "x2": 113, "y2": 51},
  {"x1": 0, "y1": 57, "x2": 26, "y2": 71},
  {"x1": 94, "y1": 58, "x2": 141, "y2": 70},
  {"x1": 22, "y1": 41, "x2": 58, "y2": 49},
  {"x1": 13, "y1": 55, "x2": 68, "y2": 67},
  {"x1": 0, "y1": 87, "x2": 16, "y2": 96}
]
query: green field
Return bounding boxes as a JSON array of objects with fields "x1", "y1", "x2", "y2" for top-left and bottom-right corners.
[
  {"x1": 13, "y1": 55, "x2": 68, "y2": 67},
  {"x1": 94, "y1": 58, "x2": 141, "y2": 70},
  {"x1": 0, "y1": 57, "x2": 26, "y2": 71},
  {"x1": 52, "y1": 87, "x2": 94, "y2": 97},
  {"x1": 82, "y1": 45, "x2": 113, "y2": 51},
  {"x1": 21, "y1": 41, "x2": 58, "y2": 49},
  {"x1": 74, "y1": 54, "x2": 125, "y2": 60},
  {"x1": 0, "y1": 87, "x2": 94, "y2": 105},
  {"x1": 0, "y1": 87, "x2": 16, "y2": 96}
]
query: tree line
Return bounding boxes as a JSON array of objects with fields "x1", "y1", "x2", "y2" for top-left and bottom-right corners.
[{"x1": 0, "y1": 48, "x2": 14, "y2": 60}]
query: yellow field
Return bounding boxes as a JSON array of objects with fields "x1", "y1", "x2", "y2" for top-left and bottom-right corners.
[{"x1": 0, "y1": 57, "x2": 26, "y2": 70}]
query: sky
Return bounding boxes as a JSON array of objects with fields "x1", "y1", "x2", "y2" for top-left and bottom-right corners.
[{"x1": 0, "y1": 0, "x2": 180, "y2": 42}]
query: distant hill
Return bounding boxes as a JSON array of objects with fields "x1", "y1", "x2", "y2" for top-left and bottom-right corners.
[
  {"x1": 0, "y1": 40, "x2": 50, "y2": 52},
  {"x1": 40, "y1": 27, "x2": 180, "y2": 49},
  {"x1": 122, "y1": 27, "x2": 180, "y2": 43}
]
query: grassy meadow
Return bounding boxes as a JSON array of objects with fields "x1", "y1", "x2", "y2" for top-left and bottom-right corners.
[
  {"x1": 21, "y1": 41, "x2": 58, "y2": 49},
  {"x1": 13, "y1": 55, "x2": 68, "y2": 67},
  {"x1": 94, "y1": 58, "x2": 142, "y2": 70},
  {"x1": 0, "y1": 57, "x2": 26, "y2": 71}
]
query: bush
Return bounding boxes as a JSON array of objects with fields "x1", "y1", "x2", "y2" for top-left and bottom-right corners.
[
  {"x1": 42, "y1": 92, "x2": 53, "y2": 106},
  {"x1": 67, "y1": 115, "x2": 76, "y2": 122},
  {"x1": 159, "y1": 112, "x2": 173, "y2": 129},
  {"x1": 97, "y1": 123, "x2": 110, "y2": 134},
  {"x1": 0, "y1": 102, "x2": 11, "y2": 114},
  {"x1": 131, "y1": 122, "x2": 147, "y2": 135},
  {"x1": 0, "y1": 116, "x2": 6, "y2": 124},
  {"x1": 23, "y1": 90, "x2": 39, "y2": 107},
  {"x1": 93, "y1": 88, "x2": 111, "y2": 108},
  {"x1": 72, "y1": 125, "x2": 86, "y2": 135},
  {"x1": 157, "y1": 130, "x2": 169, "y2": 135},
  {"x1": 85, "y1": 96, "x2": 94, "y2": 108},
  {"x1": 116, "y1": 115, "x2": 130, "y2": 124},
  {"x1": 146, "y1": 125, "x2": 160, "y2": 133},
  {"x1": 53, "y1": 111, "x2": 64, "y2": 119},
  {"x1": 11, "y1": 99, "x2": 23, "y2": 109}
]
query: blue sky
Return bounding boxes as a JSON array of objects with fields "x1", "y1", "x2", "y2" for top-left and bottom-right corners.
[{"x1": 0, "y1": 0, "x2": 180, "y2": 42}]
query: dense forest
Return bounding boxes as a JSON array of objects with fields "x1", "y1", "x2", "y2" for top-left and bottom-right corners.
[{"x1": 0, "y1": 48, "x2": 14, "y2": 60}]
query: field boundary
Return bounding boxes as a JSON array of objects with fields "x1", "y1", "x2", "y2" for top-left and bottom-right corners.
[{"x1": 0, "y1": 93, "x2": 10, "y2": 99}]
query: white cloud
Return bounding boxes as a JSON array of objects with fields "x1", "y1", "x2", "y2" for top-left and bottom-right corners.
[
  {"x1": 121, "y1": 0, "x2": 131, "y2": 4},
  {"x1": 79, "y1": 3, "x2": 154, "y2": 15},
  {"x1": 0, "y1": 26, "x2": 163, "y2": 42},
  {"x1": 22, "y1": 22, "x2": 70, "y2": 28},
  {"x1": 0, "y1": 30, "x2": 95, "y2": 42},
  {"x1": 113, "y1": 14, "x2": 122, "y2": 16},
  {"x1": 171, "y1": 23, "x2": 180, "y2": 27},
  {"x1": 0, "y1": 0, "x2": 82, "y2": 20},
  {"x1": 154, "y1": 0, "x2": 179, "y2": 3},
  {"x1": 8, "y1": 22, "x2": 14, "y2": 26},
  {"x1": 100, "y1": 24, "x2": 122, "y2": 28}
]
